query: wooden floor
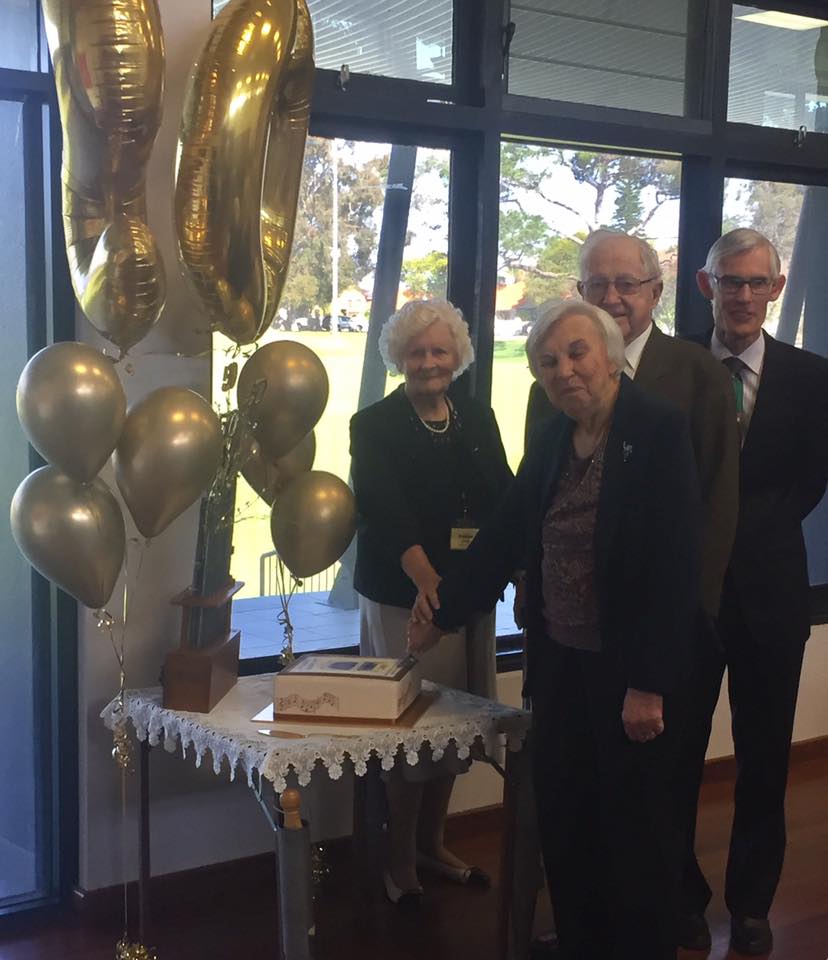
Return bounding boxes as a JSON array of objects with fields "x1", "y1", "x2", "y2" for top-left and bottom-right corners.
[{"x1": 0, "y1": 751, "x2": 825, "y2": 960}]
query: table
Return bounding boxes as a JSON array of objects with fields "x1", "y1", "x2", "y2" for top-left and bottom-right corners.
[{"x1": 102, "y1": 674, "x2": 534, "y2": 959}]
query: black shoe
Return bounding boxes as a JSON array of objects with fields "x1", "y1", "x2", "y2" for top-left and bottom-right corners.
[
  {"x1": 677, "y1": 912, "x2": 712, "y2": 951},
  {"x1": 730, "y1": 916, "x2": 773, "y2": 956},
  {"x1": 415, "y1": 851, "x2": 491, "y2": 887},
  {"x1": 383, "y1": 870, "x2": 423, "y2": 907}
]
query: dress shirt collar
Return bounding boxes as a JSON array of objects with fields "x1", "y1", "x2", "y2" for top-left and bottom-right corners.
[
  {"x1": 710, "y1": 328, "x2": 765, "y2": 378},
  {"x1": 623, "y1": 322, "x2": 654, "y2": 377}
]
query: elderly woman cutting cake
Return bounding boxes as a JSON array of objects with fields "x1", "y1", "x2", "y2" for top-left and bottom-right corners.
[
  {"x1": 350, "y1": 298, "x2": 513, "y2": 904},
  {"x1": 409, "y1": 300, "x2": 701, "y2": 959}
]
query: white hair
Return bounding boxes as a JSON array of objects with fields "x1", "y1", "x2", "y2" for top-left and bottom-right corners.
[
  {"x1": 703, "y1": 228, "x2": 781, "y2": 279},
  {"x1": 378, "y1": 298, "x2": 474, "y2": 377},
  {"x1": 526, "y1": 299, "x2": 626, "y2": 377},
  {"x1": 579, "y1": 228, "x2": 663, "y2": 281}
]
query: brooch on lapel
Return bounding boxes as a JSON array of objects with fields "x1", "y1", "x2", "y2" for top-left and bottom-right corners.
[{"x1": 622, "y1": 441, "x2": 633, "y2": 463}]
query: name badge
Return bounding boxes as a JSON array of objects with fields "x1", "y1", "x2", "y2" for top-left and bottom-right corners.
[{"x1": 450, "y1": 526, "x2": 479, "y2": 551}]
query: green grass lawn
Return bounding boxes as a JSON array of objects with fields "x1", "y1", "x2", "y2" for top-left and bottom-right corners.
[{"x1": 214, "y1": 330, "x2": 534, "y2": 598}]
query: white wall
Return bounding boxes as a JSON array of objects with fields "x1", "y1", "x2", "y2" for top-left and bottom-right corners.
[{"x1": 73, "y1": 0, "x2": 828, "y2": 890}]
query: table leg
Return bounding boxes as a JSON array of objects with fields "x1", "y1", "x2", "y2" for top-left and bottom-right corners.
[
  {"x1": 253, "y1": 776, "x2": 313, "y2": 960},
  {"x1": 498, "y1": 742, "x2": 539, "y2": 960},
  {"x1": 352, "y1": 755, "x2": 386, "y2": 904},
  {"x1": 138, "y1": 738, "x2": 151, "y2": 944}
]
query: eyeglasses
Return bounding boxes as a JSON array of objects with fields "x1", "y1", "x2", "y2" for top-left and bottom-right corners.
[
  {"x1": 712, "y1": 275, "x2": 774, "y2": 296},
  {"x1": 580, "y1": 276, "x2": 659, "y2": 298}
]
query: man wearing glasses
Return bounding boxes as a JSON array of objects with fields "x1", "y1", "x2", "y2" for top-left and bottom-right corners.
[
  {"x1": 522, "y1": 229, "x2": 739, "y2": 956},
  {"x1": 683, "y1": 229, "x2": 828, "y2": 956}
]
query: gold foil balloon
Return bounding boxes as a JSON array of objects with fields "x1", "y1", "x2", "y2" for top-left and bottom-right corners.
[
  {"x1": 42, "y1": 0, "x2": 166, "y2": 356},
  {"x1": 114, "y1": 387, "x2": 223, "y2": 538},
  {"x1": 271, "y1": 471, "x2": 356, "y2": 578},
  {"x1": 242, "y1": 431, "x2": 315, "y2": 505},
  {"x1": 16, "y1": 342, "x2": 126, "y2": 482},
  {"x1": 237, "y1": 341, "x2": 328, "y2": 460},
  {"x1": 175, "y1": 0, "x2": 314, "y2": 344},
  {"x1": 10, "y1": 466, "x2": 125, "y2": 609}
]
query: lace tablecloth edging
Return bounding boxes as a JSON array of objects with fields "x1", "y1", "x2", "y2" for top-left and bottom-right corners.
[{"x1": 101, "y1": 679, "x2": 531, "y2": 793}]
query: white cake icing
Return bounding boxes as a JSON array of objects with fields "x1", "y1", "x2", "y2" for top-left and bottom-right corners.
[{"x1": 273, "y1": 654, "x2": 422, "y2": 721}]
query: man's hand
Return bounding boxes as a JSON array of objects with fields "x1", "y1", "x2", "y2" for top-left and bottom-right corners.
[
  {"x1": 407, "y1": 618, "x2": 442, "y2": 655},
  {"x1": 622, "y1": 688, "x2": 664, "y2": 743}
]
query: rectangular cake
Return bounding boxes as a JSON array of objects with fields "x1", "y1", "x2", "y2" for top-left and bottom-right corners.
[{"x1": 273, "y1": 654, "x2": 422, "y2": 722}]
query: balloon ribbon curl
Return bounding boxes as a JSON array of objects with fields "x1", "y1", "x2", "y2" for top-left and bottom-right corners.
[{"x1": 42, "y1": 0, "x2": 167, "y2": 357}]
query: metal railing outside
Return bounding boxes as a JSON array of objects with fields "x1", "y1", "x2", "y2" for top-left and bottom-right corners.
[{"x1": 259, "y1": 550, "x2": 340, "y2": 598}]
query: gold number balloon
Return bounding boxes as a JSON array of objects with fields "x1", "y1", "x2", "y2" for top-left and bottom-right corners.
[
  {"x1": 17, "y1": 342, "x2": 126, "y2": 482},
  {"x1": 42, "y1": 0, "x2": 167, "y2": 357},
  {"x1": 114, "y1": 387, "x2": 223, "y2": 539},
  {"x1": 10, "y1": 466, "x2": 126, "y2": 610},
  {"x1": 271, "y1": 471, "x2": 356, "y2": 578},
  {"x1": 175, "y1": 0, "x2": 314, "y2": 344},
  {"x1": 237, "y1": 340, "x2": 328, "y2": 460}
]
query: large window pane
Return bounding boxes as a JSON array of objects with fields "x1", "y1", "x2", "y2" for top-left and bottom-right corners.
[
  {"x1": 729, "y1": 6, "x2": 828, "y2": 132},
  {"x1": 494, "y1": 142, "x2": 681, "y2": 470},
  {"x1": 507, "y1": 0, "x2": 699, "y2": 116},
  {"x1": 724, "y1": 177, "x2": 828, "y2": 584},
  {"x1": 0, "y1": 0, "x2": 38, "y2": 72},
  {"x1": 213, "y1": 0, "x2": 453, "y2": 84},
  {"x1": 0, "y1": 100, "x2": 38, "y2": 905},
  {"x1": 214, "y1": 137, "x2": 450, "y2": 657}
]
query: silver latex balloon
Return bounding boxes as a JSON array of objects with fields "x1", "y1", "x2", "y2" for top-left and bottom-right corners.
[
  {"x1": 114, "y1": 386, "x2": 223, "y2": 538},
  {"x1": 241, "y1": 431, "x2": 315, "y2": 505},
  {"x1": 270, "y1": 470, "x2": 356, "y2": 578},
  {"x1": 10, "y1": 466, "x2": 125, "y2": 609},
  {"x1": 16, "y1": 342, "x2": 127, "y2": 482},
  {"x1": 237, "y1": 341, "x2": 328, "y2": 460}
]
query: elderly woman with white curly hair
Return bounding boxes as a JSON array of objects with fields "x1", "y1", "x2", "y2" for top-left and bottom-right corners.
[{"x1": 350, "y1": 298, "x2": 513, "y2": 905}]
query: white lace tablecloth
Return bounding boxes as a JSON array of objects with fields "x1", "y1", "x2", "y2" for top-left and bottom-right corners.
[{"x1": 101, "y1": 674, "x2": 531, "y2": 792}]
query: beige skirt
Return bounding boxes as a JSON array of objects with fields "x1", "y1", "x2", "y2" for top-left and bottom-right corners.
[
  {"x1": 358, "y1": 596, "x2": 496, "y2": 782},
  {"x1": 358, "y1": 596, "x2": 496, "y2": 699}
]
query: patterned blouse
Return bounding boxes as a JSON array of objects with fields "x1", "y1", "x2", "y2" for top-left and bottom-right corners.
[{"x1": 541, "y1": 439, "x2": 606, "y2": 651}]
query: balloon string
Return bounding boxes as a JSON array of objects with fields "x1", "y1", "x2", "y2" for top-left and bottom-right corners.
[
  {"x1": 275, "y1": 557, "x2": 299, "y2": 662},
  {"x1": 120, "y1": 761, "x2": 129, "y2": 941}
]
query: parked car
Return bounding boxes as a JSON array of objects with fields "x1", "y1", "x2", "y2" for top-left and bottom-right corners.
[{"x1": 337, "y1": 314, "x2": 366, "y2": 332}]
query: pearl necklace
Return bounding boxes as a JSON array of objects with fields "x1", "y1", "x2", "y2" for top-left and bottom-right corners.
[{"x1": 417, "y1": 398, "x2": 452, "y2": 434}]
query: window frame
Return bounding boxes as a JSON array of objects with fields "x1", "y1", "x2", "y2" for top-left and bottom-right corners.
[{"x1": 0, "y1": 39, "x2": 78, "y2": 913}]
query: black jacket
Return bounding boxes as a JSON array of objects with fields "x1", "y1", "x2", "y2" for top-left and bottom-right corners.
[
  {"x1": 435, "y1": 376, "x2": 701, "y2": 696},
  {"x1": 524, "y1": 324, "x2": 738, "y2": 617},
  {"x1": 699, "y1": 331, "x2": 828, "y2": 643},
  {"x1": 350, "y1": 385, "x2": 513, "y2": 608}
]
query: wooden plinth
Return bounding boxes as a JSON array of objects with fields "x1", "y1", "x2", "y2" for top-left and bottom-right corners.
[
  {"x1": 162, "y1": 579, "x2": 243, "y2": 713},
  {"x1": 163, "y1": 630, "x2": 240, "y2": 713}
]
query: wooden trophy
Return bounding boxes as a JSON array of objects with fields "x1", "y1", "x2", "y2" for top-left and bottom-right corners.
[
  {"x1": 162, "y1": 578, "x2": 243, "y2": 712},
  {"x1": 162, "y1": 412, "x2": 243, "y2": 712}
]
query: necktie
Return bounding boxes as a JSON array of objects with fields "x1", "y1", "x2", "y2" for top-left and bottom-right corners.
[{"x1": 723, "y1": 355, "x2": 746, "y2": 443}]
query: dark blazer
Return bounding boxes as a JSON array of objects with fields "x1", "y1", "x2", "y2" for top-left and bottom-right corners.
[
  {"x1": 707, "y1": 331, "x2": 828, "y2": 644},
  {"x1": 436, "y1": 376, "x2": 701, "y2": 696},
  {"x1": 350, "y1": 384, "x2": 513, "y2": 609},
  {"x1": 525, "y1": 323, "x2": 738, "y2": 618}
]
